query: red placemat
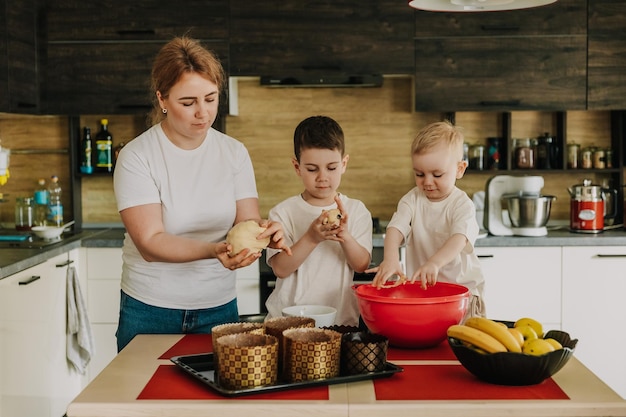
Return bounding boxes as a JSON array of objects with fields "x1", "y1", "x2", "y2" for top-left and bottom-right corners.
[
  {"x1": 387, "y1": 341, "x2": 456, "y2": 361},
  {"x1": 137, "y1": 365, "x2": 329, "y2": 400},
  {"x1": 373, "y1": 365, "x2": 569, "y2": 400},
  {"x1": 159, "y1": 334, "x2": 213, "y2": 359}
]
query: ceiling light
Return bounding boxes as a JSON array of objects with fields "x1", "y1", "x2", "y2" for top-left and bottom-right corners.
[{"x1": 408, "y1": 0, "x2": 557, "y2": 12}]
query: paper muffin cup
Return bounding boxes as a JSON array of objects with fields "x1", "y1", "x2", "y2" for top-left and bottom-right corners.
[
  {"x1": 215, "y1": 333, "x2": 279, "y2": 390},
  {"x1": 341, "y1": 332, "x2": 388, "y2": 375},
  {"x1": 283, "y1": 327, "x2": 342, "y2": 382},
  {"x1": 264, "y1": 316, "x2": 316, "y2": 379},
  {"x1": 211, "y1": 322, "x2": 265, "y2": 366}
]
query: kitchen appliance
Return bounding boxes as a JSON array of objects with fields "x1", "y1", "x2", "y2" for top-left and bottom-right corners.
[
  {"x1": 568, "y1": 179, "x2": 617, "y2": 233},
  {"x1": 484, "y1": 175, "x2": 553, "y2": 237}
]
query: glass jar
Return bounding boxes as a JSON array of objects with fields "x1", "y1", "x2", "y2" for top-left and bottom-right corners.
[
  {"x1": 567, "y1": 143, "x2": 580, "y2": 169},
  {"x1": 513, "y1": 138, "x2": 535, "y2": 169},
  {"x1": 469, "y1": 145, "x2": 485, "y2": 170},
  {"x1": 581, "y1": 146, "x2": 594, "y2": 169},
  {"x1": 593, "y1": 148, "x2": 606, "y2": 169},
  {"x1": 15, "y1": 196, "x2": 34, "y2": 231}
]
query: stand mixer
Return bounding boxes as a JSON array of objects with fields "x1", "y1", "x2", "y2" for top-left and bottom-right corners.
[{"x1": 484, "y1": 175, "x2": 549, "y2": 237}]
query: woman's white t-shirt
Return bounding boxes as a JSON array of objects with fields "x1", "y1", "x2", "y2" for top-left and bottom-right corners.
[{"x1": 113, "y1": 124, "x2": 258, "y2": 309}]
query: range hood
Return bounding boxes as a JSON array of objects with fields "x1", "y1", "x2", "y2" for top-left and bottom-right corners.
[{"x1": 260, "y1": 74, "x2": 383, "y2": 88}]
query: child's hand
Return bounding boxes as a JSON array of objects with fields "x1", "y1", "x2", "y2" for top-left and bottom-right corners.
[
  {"x1": 309, "y1": 211, "x2": 345, "y2": 243},
  {"x1": 368, "y1": 260, "x2": 405, "y2": 289},
  {"x1": 411, "y1": 260, "x2": 439, "y2": 289},
  {"x1": 259, "y1": 219, "x2": 293, "y2": 256}
]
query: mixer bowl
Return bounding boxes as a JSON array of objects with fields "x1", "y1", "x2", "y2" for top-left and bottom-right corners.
[{"x1": 502, "y1": 194, "x2": 556, "y2": 228}]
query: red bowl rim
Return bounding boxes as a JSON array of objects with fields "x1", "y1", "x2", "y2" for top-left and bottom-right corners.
[{"x1": 354, "y1": 282, "x2": 471, "y2": 305}]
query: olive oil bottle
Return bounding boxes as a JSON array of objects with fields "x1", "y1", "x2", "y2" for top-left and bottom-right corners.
[{"x1": 95, "y1": 119, "x2": 113, "y2": 173}]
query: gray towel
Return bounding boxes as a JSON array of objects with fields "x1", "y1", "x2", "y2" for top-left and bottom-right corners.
[{"x1": 66, "y1": 266, "x2": 95, "y2": 374}]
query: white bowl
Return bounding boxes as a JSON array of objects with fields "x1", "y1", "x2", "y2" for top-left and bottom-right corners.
[
  {"x1": 31, "y1": 226, "x2": 64, "y2": 240},
  {"x1": 282, "y1": 305, "x2": 337, "y2": 328}
]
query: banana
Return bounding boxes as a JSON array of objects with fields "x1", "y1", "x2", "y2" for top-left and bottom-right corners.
[
  {"x1": 447, "y1": 324, "x2": 507, "y2": 354},
  {"x1": 464, "y1": 317, "x2": 522, "y2": 353}
]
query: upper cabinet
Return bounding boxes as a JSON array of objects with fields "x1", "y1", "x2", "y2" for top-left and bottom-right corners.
[
  {"x1": 41, "y1": 0, "x2": 229, "y2": 115},
  {"x1": 587, "y1": 0, "x2": 626, "y2": 110},
  {"x1": 229, "y1": 0, "x2": 414, "y2": 77},
  {"x1": 413, "y1": 0, "x2": 588, "y2": 112},
  {"x1": 0, "y1": 0, "x2": 42, "y2": 114}
]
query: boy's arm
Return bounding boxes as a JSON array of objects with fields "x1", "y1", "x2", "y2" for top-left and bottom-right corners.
[{"x1": 369, "y1": 227, "x2": 406, "y2": 288}]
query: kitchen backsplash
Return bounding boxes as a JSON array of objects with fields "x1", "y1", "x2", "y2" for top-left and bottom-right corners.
[{"x1": 0, "y1": 76, "x2": 617, "y2": 226}]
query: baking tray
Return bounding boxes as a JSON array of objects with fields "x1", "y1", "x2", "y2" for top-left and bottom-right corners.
[{"x1": 171, "y1": 352, "x2": 403, "y2": 397}]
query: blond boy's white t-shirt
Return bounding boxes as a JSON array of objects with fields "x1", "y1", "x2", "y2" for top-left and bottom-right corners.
[
  {"x1": 387, "y1": 186, "x2": 485, "y2": 297},
  {"x1": 265, "y1": 194, "x2": 373, "y2": 326},
  {"x1": 113, "y1": 124, "x2": 258, "y2": 309}
]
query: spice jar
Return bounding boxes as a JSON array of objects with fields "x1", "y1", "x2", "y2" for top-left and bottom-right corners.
[
  {"x1": 469, "y1": 144, "x2": 485, "y2": 170},
  {"x1": 581, "y1": 146, "x2": 594, "y2": 169},
  {"x1": 513, "y1": 138, "x2": 535, "y2": 169},
  {"x1": 536, "y1": 133, "x2": 554, "y2": 169},
  {"x1": 567, "y1": 143, "x2": 580, "y2": 169},
  {"x1": 593, "y1": 148, "x2": 606, "y2": 169},
  {"x1": 15, "y1": 196, "x2": 34, "y2": 231}
]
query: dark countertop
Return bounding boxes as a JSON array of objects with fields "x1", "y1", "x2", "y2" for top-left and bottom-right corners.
[{"x1": 3, "y1": 227, "x2": 626, "y2": 280}]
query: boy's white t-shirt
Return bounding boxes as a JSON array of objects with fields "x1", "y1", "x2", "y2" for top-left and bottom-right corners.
[
  {"x1": 387, "y1": 186, "x2": 485, "y2": 297},
  {"x1": 113, "y1": 124, "x2": 258, "y2": 310},
  {"x1": 265, "y1": 194, "x2": 373, "y2": 326}
]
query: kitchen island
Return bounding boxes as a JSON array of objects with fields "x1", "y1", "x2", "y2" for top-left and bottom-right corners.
[{"x1": 66, "y1": 334, "x2": 626, "y2": 417}]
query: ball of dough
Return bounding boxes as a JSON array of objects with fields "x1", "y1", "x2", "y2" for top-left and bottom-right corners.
[
  {"x1": 322, "y1": 209, "x2": 342, "y2": 228},
  {"x1": 226, "y1": 220, "x2": 271, "y2": 256}
]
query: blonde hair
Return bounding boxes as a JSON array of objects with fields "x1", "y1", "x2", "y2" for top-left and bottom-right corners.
[{"x1": 411, "y1": 120, "x2": 465, "y2": 161}]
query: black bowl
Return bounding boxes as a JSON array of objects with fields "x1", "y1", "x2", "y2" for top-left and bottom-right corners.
[{"x1": 448, "y1": 329, "x2": 578, "y2": 386}]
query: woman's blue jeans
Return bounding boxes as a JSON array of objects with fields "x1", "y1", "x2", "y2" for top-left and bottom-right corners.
[{"x1": 116, "y1": 290, "x2": 239, "y2": 352}]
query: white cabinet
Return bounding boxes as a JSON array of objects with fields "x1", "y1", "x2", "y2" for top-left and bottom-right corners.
[
  {"x1": 475, "y1": 246, "x2": 562, "y2": 330},
  {"x1": 84, "y1": 247, "x2": 123, "y2": 382},
  {"x1": 562, "y1": 246, "x2": 626, "y2": 399},
  {"x1": 236, "y1": 259, "x2": 260, "y2": 315},
  {"x1": 0, "y1": 249, "x2": 86, "y2": 417}
]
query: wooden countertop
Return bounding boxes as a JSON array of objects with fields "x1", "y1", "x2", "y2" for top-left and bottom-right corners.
[{"x1": 67, "y1": 334, "x2": 626, "y2": 417}]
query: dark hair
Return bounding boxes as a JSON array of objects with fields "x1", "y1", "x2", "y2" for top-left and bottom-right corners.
[
  {"x1": 149, "y1": 36, "x2": 226, "y2": 126},
  {"x1": 293, "y1": 116, "x2": 345, "y2": 161}
]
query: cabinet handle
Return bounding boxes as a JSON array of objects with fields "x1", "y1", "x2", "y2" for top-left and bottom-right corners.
[
  {"x1": 480, "y1": 25, "x2": 521, "y2": 31},
  {"x1": 56, "y1": 259, "x2": 74, "y2": 268},
  {"x1": 19, "y1": 275, "x2": 40, "y2": 285},
  {"x1": 116, "y1": 29, "x2": 156, "y2": 36},
  {"x1": 16, "y1": 102, "x2": 38, "y2": 108},
  {"x1": 479, "y1": 100, "x2": 521, "y2": 107},
  {"x1": 477, "y1": 255, "x2": 494, "y2": 259},
  {"x1": 595, "y1": 254, "x2": 626, "y2": 258}
]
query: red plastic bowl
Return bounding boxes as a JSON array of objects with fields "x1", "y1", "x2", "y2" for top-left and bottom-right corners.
[{"x1": 355, "y1": 282, "x2": 470, "y2": 348}]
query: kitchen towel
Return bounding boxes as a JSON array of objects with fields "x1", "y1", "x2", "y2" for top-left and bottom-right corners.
[{"x1": 66, "y1": 265, "x2": 95, "y2": 374}]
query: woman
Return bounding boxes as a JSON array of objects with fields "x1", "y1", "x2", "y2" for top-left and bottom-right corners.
[{"x1": 113, "y1": 36, "x2": 290, "y2": 351}]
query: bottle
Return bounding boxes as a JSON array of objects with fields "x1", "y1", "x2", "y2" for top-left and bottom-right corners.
[
  {"x1": 33, "y1": 178, "x2": 49, "y2": 226},
  {"x1": 47, "y1": 175, "x2": 63, "y2": 227},
  {"x1": 80, "y1": 126, "x2": 94, "y2": 174},
  {"x1": 15, "y1": 197, "x2": 34, "y2": 231},
  {"x1": 95, "y1": 119, "x2": 113, "y2": 173}
]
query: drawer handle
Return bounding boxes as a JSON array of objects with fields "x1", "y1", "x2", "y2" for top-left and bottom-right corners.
[
  {"x1": 116, "y1": 29, "x2": 156, "y2": 36},
  {"x1": 477, "y1": 254, "x2": 494, "y2": 259},
  {"x1": 56, "y1": 259, "x2": 74, "y2": 268},
  {"x1": 19, "y1": 275, "x2": 40, "y2": 285},
  {"x1": 595, "y1": 254, "x2": 626, "y2": 258}
]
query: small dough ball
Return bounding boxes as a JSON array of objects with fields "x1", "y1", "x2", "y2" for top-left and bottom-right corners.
[
  {"x1": 322, "y1": 209, "x2": 342, "y2": 228},
  {"x1": 226, "y1": 220, "x2": 271, "y2": 256}
]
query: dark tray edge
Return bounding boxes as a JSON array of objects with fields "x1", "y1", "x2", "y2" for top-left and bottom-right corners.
[{"x1": 170, "y1": 352, "x2": 403, "y2": 397}]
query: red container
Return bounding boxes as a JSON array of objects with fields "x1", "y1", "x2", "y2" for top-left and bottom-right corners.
[{"x1": 354, "y1": 282, "x2": 470, "y2": 348}]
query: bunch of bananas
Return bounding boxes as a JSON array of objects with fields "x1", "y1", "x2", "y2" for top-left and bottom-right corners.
[{"x1": 447, "y1": 317, "x2": 563, "y2": 355}]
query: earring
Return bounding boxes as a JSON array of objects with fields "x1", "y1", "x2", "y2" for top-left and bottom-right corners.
[{"x1": 162, "y1": 108, "x2": 167, "y2": 114}]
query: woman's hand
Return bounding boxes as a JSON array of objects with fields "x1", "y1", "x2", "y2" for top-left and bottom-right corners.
[{"x1": 216, "y1": 242, "x2": 261, "y2": 270}]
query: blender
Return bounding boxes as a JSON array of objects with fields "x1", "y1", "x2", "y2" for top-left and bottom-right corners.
[{"x1": 484, "y1": 175, "x2": 554, "y2": 237}]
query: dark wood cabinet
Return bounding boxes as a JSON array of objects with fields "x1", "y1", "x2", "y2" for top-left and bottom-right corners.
[
  {"x1": 0, "y1": 0, "x2": 41, "y2": 114},
  {"x1": 587, "y1": 0, "x2": 626, "y2": 110},
  {"x1": 413, "y1": 0, "x2": 587, "y2": 112},
  {"x1": 229, "y1": 0, "x2": 414, "y2": 76},
  {"x1": 42, "y1": 0, "x2": 229, "y2": 115}
]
